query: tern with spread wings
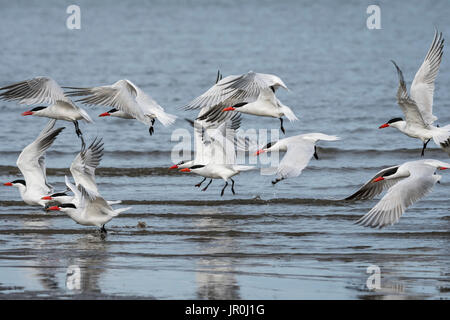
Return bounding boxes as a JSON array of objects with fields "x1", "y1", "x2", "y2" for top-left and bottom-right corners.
[
  {"x1": 3, "y1": 120, "x2": 64, "y2": 207},
  {"x1": 179, "y1": 120, "x2": 255, "y2": 196},
  {"x1": 0, "y1": 77, "x2": 92, "y2": 148},
  {"x1": 184, "y1": 71, "x2": 298, "y2": 134},
  {"x1": 40, "y1": 138, "x2": 121, "y2": 206},
  {"x1": 255, "y1": 133, "x2": 340, "y2": 185},
  {"x1": 47, "y1": 181, "x2": 131, "y2": 234},
  {"x1": 345, "y1": 159, "x2": 449, "y2": 228},
  {"x1": 64, "y1": 79, "x2": 177, "y2": 135},
  {"x1": 379, "y1": 30, "x2": 450, "y2": 156}
]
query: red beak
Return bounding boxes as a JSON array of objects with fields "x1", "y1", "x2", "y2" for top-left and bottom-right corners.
[
  {"x1": 254, "y1": 149, "x2": 265, "y2": 156},
  {"x1": 3, "y1": 182, "x2": 13, "y2": 186},
  {"x1": 169, "y1": 165, "x2": 178, "y2": 170},
  {"x1": 21, "y1": 111, "x2": 33, "y2": 116},
  {"x1": 180, "y1": 168, "x2": 191, "y2": 172},
  {"x1": 46, "y1": 206, "x2": 60, "y2": 211},
  {"x1": 99, "y1": 112, "x2": 110, "y2": 117},
  {"x1": 373, "y1": 176, "x2": 385, "y2": 182},
  {"x1": 439, "y1": 167, "x2": 449, "y2": 170},
  {"x1": 222, "y1": 107, "x2": 235, "y2": 112},
  {"x1": 41, "y1": 196, "x2": 52, "y2": 200},
  {"x1": 379, "y1": 123, "x2": 389, "y2": 129}
]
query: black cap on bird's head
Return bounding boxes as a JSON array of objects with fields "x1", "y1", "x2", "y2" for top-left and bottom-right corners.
[
  {"x1": 31, "y1": 106, "x2": 47, "y2": 112},
  {"x1": 4, "y1": 179, "x2": 26, "y2": 187},
  {"x1": 60, "y1": 203, "x2": 77, "y2": 209},
  {"x1": 379, "y1": 117, "x2": 403, "y2": 128},
  {"x1": 99, "y1": 108, "x2": 119, "y2": 117},
  {"x1": 190, "y1": 165, "x2": 205, "y2": 169},
  {"x1": 46, "y1": 203, "x2": 77, "y2": 212},
  {"x1": 180, "y1": 164, "x2": 205, "y2": 172},
  {"x1": 388, "y1": 117, "x2": 403, "y2": 124},
  {"x1": 22, "y1": 106, "x2": 47, "y2": 116}
]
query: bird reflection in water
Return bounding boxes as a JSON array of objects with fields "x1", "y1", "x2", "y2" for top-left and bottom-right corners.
[{"x1": 194, "y1": 208, "x2": 241, "y2": 300}]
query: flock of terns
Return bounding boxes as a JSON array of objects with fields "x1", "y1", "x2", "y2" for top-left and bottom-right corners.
[{"x1": 2, "y1": 29, "x2": 450, "y2": 232}]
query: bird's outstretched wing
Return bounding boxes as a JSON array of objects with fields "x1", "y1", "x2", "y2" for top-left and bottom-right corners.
[
  {"x1": 70, "y1": 138, "x2": 104, "y2": 195},
  {"x1": 275, "y1": 140, "x2": 315, "y2": 181},
  {"x1": 410, "y1": 29, "x2": 444, "y2": 126},
  {"x1": 65, "y1": 79, "x2": 147, "y2": 123},
  {"x1": 355, "y1": 172, "x2": 439, "y2": 228},
  {"x1": 184, "y1": 71, "x2": 287, "y2": 113},
  {"x1": 0, "y1": 77, "x2": 70, "y2": 105},
  {"x1": 392, "y1": 61, "x2": 428, "y2": 128},
  {"x1": 17, "y1": 120, "x2": 64, "y2": 194},
  {"x1": 344, "y1": 165, "x2": 402, "y2": 201}
]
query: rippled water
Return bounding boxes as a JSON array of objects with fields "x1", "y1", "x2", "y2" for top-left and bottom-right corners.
[{"x1": 0, "y1": 0, "x2": 449, "y2": 299}]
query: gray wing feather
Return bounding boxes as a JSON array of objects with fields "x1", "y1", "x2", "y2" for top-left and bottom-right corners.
[{"x1": 344, "y1": 165, "x2": 401, "y2": 201}]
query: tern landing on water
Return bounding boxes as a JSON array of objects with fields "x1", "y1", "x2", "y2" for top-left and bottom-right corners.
[
  {"x1": 46, "y1": 182, "x2": 131, "y2": 234},
  {"x1": 255, "y1": 133, "x2": 340, "y2": 185},
  {"x1": 379, "y1": 30, "x2": 450, "y2": 157},
  {"x1": 170, "y1": 71, "x2": 244, "y2": 173},
  {"x1": 184, "y1": 71, "x2": 298, "y2": 134},
  {"x1": 0, "y1": 77, "x2": 92, "y2": 149},
  {"x1": 40, "y1": 138, "x2": 121, "y2": 206},
  {"x1": 179, "y1": 119, "x2": 255, "y2": 196},
  {"x1": 3, "y1": 120, "x2": 64, "y2": 207},
  {"x1": 345, "y1": 159, "x2": 449, "y2": 228},
  {"x1": 64, "y1": 79, "x2": 177, "y2": 136}
]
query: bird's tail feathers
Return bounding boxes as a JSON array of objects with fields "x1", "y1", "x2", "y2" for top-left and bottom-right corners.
[
  {"x1": 280, "y1": 104, "x2": 298, "y2": 122},
  {"x1": 233, "y1": 165, "x2": 257, "y2": 172},
  {"x1": 109, "y1": 206, "x2": 132, "y2": 217},
  {"x1": 79, "y1": 108, "x2": 94, "y2": 123},
  {"x1": 432, "y1": 126, "x2": 450, "y2": 156},
  {"x1": 107, "y1": 200, "x2": 122, "y2": 205},
  {"x1": 149, "y1": 108, "x2": 177, "y2": 127}
]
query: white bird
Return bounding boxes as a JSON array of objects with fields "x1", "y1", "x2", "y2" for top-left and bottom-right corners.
[
  {"x1": 254, "y1": 133, "x2": 340, "y2": 184},
  {"x1": 345, "y1": 159, "x2": 449, "y2": 228},
  {"x1": 64, "y1": 79, "x2": 177, "y2": 135},
  {"x1": 170, "y1": 71, "x2": 242, "y2": 172},
  {"x1": 169, "y1": 113, "x2": 242, "y2": 171},
  {"x1": 379, "y1": 30, "x2": 450, "y2": 157},
  {"x1": 0, "y1": 77, "x2": 93, "y2": 148},
  {"x1": 184, "y1": 71, "x2": 298, "y2": 134},
  {"x1": 46, "y1": 182, "x2": 131, "y2": 233},
  {"x1": 179, "y1": 120, "x2": 255, "y2": 196},
  {"x1": 3, "y1": 119, "x2": 64, "y2": 207},
  {"x1": 40, "y1": 138, "x2": 121, "y2": 206}
]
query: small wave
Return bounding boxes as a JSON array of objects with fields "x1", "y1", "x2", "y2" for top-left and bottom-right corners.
[
  {"x1": 0, "y1": 150, "x2": 178, "y2": 157},
  {"x1": 320, "y1": 147, "x2": 445, "y2": 156},
  {"x1": 356, "y1": 231, "x2": 450, "y2": 239},
  {"x1": 0, "y1": 197, "x2": 344, "y2": 207},
  {"x1": 0, "y1": 166, "x2": 181, "y2": 177},
  {"x1": 119, "y1": 198, "x2": 344, "y2": 206}
]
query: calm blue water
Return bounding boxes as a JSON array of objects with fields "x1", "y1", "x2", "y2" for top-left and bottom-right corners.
[{"x1": 0, "y1": 0, "x2": 449, "y2": 299}]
